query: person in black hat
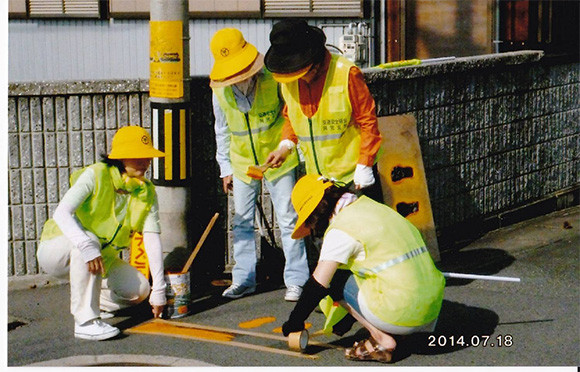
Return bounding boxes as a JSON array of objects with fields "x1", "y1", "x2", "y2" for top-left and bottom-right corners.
[{"x1": 265, "y1": 19, "x2": 382, "y2": 198}]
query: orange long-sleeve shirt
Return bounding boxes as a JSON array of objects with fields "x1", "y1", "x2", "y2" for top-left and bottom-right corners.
[{"x1": 281, "y1": 51, "x2": 382, "y2": 167}]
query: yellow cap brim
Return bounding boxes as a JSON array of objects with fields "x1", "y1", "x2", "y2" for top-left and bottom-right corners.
[
  {"x1": 109, "y1": 148, "x2": 165, "y2": 159},
  {"x1": 290, "y1": 178, "x2": 332, "y2": 239},
  {"x1": 210, "y1": 43, "x2": 258, "y2": 81},
  {"x1": 272, "y1": 64, "x2": 312, "y2": 84},
  {"x1": 210, "y1": 54, "x2": 264, "y2": 88},
  {"x1": 291, "y1": 224, "x2": 311, "y2": 240}
]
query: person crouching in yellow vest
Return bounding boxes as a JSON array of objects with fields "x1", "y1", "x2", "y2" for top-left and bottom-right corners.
[
  {"x1": 37, "y1": 126, "x2": 167, "y2": 341},
  {"x1": 209, "y1": 28, "x2": 309, "y2": 301},
  {"x1": 282, "y1": 175, "x2": 445, "y2": 363}
]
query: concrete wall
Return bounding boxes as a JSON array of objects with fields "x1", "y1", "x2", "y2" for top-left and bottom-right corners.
[
  {"x1": 7, "y1": 50, "x2": 579, "y2": 278},
  {"x1": 365, "y1": 50, "x2": 579, "y2": 244}
]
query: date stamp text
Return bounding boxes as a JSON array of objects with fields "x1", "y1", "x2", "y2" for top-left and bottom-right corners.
[{"x1": 428, "y1": 334, "x2": 513, "y2": 348}]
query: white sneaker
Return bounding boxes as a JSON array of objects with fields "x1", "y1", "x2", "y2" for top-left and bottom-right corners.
[
  {"x1": 284, "y1": 285, "x2": 303, "y2": 302},
  {"x1": 221, "y1": 284, "x2": 256, "y2": 299},
  {"x1": 74, "y1": 319, "x2": 120, "y2": 341}
]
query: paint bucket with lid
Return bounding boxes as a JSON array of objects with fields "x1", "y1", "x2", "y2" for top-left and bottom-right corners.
[{"x1": 164, "y1": 272, "x2": 190, "y2": 318}]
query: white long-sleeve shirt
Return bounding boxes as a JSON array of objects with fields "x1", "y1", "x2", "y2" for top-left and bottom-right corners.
[
  {"x1": 212, "y1": 73, "x2": 259, "y2": 178},
  {"x1": 53, "y1": 167, "x2": 166, "y2": 305}
]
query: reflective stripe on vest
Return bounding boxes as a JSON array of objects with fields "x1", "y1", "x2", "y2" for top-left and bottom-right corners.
[
  {"x1": 281, "y1": 55, "x2": 360, "y2": 183},
  {"x1": 297, "y1": 133, "x2": 345, "y2": 142},
  {"x1": 214, "y1": 69, "x2": 298, "y2": 184},
  {"x1": 357, "y1": 246, "x2": 428, "y2": 277},
  {"x1": 40, "y1": 163, "x2": 154, "y2": 249},
  {"x1": 229, "y1": 119, "x2": 279, "y2": 137}
]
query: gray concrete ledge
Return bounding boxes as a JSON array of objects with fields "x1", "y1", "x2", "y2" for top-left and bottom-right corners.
[
  {"x1": 363, "y1": 50, "x2": 545, "y2": 82},
  {"x1": 8, "y1": 79, "x2": 150, "y2": 96},
  {"x1": 8, "y1": 273, "x2": 68, "y2": 292},
  {"x1": 8, "y1": 51, "x2": 545, "y2": 96}
]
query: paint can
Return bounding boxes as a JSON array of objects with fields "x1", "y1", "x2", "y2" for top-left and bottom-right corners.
[{"x1": 164, "y1": 272, "x2": 190, "y2": 318}]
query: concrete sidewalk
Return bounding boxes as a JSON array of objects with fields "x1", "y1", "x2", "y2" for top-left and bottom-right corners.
[{"x1": 7, "y1": 206, "x2": 579, "y2": 367}]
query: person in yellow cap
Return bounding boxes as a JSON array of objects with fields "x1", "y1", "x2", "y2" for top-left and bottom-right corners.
[
  {"x1": 37, "y1": 126, "x2": 167, "y2": 341},
  {"x1": 281, "y1": 175, "x2": 445, "y2": 363},
  {"x1": 264, "y1": 19, "x2": 383, "y2": 201},
  {"x1": 209, "y1": 28, "x2": 309, "y2": 301}
]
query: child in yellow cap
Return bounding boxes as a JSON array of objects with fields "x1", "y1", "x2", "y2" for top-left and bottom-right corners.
[
  {"x1": 37, "y1": 126, "x2": 167, "y2": 341},
  {"x1": 209, "y1": 28, "x2": 309, "y2": 301}
]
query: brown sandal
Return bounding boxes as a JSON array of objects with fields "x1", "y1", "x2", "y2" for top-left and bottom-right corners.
[{"x1": 344, "y1": 337, "x2": 394, "y2": 363}]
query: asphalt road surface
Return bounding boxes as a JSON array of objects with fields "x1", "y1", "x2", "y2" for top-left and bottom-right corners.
[{"x1": 7, "y1": 207, "x2": 579, "y2": 367}]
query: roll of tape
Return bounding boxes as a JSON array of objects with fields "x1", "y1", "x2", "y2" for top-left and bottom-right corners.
[{"x1": 288, "y1": 329, "x2": 309, "y2": 351}]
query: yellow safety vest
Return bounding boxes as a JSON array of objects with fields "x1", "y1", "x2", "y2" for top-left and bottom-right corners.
[
  {"x1": 40, "y1": 163, "x2": 155, "y2": 250},
  {"x1": 213, "y1": 69, "x2": 298, "y2": 184},
  {"x1": 326, "y1": 196, "x2": 445, "y2": 327},
  {"x1": 281, "y1": 54, "x2": 360, "y2": 183}
]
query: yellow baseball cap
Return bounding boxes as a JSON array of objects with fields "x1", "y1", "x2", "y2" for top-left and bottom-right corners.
[
  {"x1": 210, "y1": 28, "x2": 259, "y2": 82},
  {"x1": 271, "y1": 64, "x2": 312, "y2": 84},
  {"x1": 108, "y1": 126, "x2": 165, "y2": 159},
  {"x1": 291, "y1": 175, "x2": 333, "y2": 239}
]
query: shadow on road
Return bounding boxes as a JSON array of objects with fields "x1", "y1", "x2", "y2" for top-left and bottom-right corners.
[
  {"x1": 437, "y1": 248, "x2": 516, "y2": 286},
  {"x1": 394, "y1": 300, "x2": 499, "y2": 361},
  {"x1": 308, "y1": 300, "x2": 499, "y2": 363},
  {"x1": 112, "y1": 277, "x2": 287, "y2": 332}
]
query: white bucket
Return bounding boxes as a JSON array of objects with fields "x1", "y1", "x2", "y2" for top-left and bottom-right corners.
[{"x1": 164, "y1": 272, "x2": 191, "y2": 318}]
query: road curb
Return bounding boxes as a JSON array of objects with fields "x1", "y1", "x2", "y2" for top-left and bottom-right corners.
[
  {"x1": 462, "y1": 206, "x2": 579, "y2": 255},
  {"x1": 8, "y1": 273, "x2": 68, "y2": 292},
  {"x1": 25, "y1": 354, "x2": 216, "y2": 367}
]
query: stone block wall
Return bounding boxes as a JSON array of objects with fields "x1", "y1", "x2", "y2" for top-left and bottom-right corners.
[
  {"x1": 365, "y1": 51, "x2": 579, "y2": 241},
  {"x1": 8, "y1": 81, "x2": 151, "y2": 276},
  {"x1": 8, "y1": 51, "x2": 579, "y2": 277}
]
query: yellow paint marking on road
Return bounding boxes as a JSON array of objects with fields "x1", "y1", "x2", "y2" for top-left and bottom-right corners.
[
  {"x1": 127, "y1": 319, "x2": 317, "y2": 360},
  {"x1": 239, "y1": 316, "x2": 276, "y2": 329},
  {"x1": 272, "y1": 322, "x2": 312, "y2": 334},
  {"x1": 162, "y1": 319, "x2": 335, "y2": 349},
  {"x1": 130, "y1": 321, "x2": 234, "y2": 342}
]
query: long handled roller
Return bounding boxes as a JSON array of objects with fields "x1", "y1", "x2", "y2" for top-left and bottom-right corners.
[
  {"x1": 443, "y1": 272, "x2": 521, "y2": 282},
  {"x1": 180, "y1": 213, "x2": 219, "y2": 274}
]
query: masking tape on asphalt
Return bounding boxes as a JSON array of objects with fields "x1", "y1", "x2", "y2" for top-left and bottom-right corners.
[{"x1": 288, "y1": 330, "x2": 309, "y2": 351}]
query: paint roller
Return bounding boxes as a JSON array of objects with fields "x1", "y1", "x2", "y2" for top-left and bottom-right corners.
[
  {"x1": 443, "y1": 272, "x2": 521, "y2": 282},
  {"x1": 246, "y1": 162, "x2": 273, "y2": 180}
]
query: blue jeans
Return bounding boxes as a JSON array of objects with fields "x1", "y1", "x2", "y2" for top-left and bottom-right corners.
[
  {"x1": 232, "y1": 171, "x2": 309, "y2": 288},
  {"x1": 342, "y1": 274, "x2": 362, "y2": 315},
  {"x1": 341, "y1": 273, "x2": 438, "y2": 334}
]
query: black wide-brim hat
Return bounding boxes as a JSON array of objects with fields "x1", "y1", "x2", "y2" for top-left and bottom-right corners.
[{"x1": 265, "y1": 19, "x2": 327, "y2": 74}]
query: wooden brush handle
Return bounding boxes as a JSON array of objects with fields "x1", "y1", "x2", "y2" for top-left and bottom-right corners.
[{"x1": 181, "y1": 212, "x2": 219, "y2": 274}]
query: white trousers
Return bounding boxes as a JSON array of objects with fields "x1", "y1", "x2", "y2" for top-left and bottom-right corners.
[{"x1": 37, "y1": 232, "x2": 151, "y2": 325}]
